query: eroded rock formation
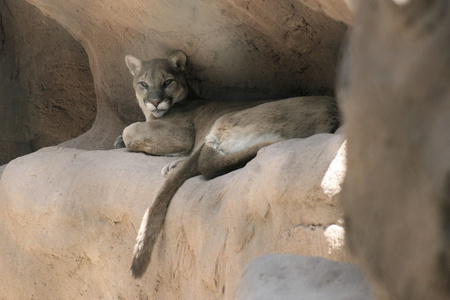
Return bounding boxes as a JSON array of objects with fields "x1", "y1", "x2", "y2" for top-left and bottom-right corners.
[
  {"x1": 2, "y1": 0, "x2": 449, "y2": 299},
  {"x1": 1, "y1": 0, "x2": 350, "y2": 161},
  {"x1": 339, "y1": 1, "x2": 450, "y2": 299},
  {"x1": 0, "y1": 0, "x2": 96, "y2": 165},
  {"x1": 0, "y1": 0, "x2": 371, "y2": 299},
  {"x1": 0, "y1": 134, "x2": 350, "y2": 299}
]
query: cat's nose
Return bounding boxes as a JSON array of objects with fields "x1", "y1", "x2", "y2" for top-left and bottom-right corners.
[{"x1": 148, "y1": 99, "x2": 162, "y2": 107}]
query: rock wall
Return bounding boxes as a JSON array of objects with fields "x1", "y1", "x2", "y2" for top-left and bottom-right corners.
[
  {"x1": 0, "y1": 0, "x2": 96, "y2": 165},
  {"x1": 339, "y1": 1, "x2": 450, "y2": 299},
  {"x1": 0, "y1": 134, "x2": 351, "y2": 299}
]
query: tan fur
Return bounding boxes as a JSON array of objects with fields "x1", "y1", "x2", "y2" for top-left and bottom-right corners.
[{"x1": 124, "y1": 51, "x2": 340, "y2": 278}]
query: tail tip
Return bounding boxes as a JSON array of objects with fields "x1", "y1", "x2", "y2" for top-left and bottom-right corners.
[
  {"x1": 130, "y1": 265, "x2": 143, "y2": 279},
  {"x1": 130, "y1": 256, "x2": 148, "y2": 279}
]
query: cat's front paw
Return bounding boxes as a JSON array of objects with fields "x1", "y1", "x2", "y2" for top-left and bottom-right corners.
[
  {"x1": 114, "y1": 135, "x2": 126, "y2": 149},
  {"x1": 161, "y1": 158, "x2": 187, "y2": 177}
]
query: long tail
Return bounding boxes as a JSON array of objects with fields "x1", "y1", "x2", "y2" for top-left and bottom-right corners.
[{"x1": 130, "y1": 146, "x2": 203, "y2": 278}]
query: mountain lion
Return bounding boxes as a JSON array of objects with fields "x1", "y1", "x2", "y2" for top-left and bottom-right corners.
[{"x1": 121, "y1": 50, "x2": 340, "y2": 278}]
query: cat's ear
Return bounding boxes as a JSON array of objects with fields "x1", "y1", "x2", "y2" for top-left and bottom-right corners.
[
  {"x1": 125, "y1": 55, "x2": 142, "y2": 76},
  {"x1": 168, "y1": 50, "x2": 187, "y2": 72}
]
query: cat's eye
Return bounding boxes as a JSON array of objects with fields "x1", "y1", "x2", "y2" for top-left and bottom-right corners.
[
  {"x1": 138, "y1": 81, "x2": 148, "y2": 89},
  {"x1": 163, "y1": 79, "x2": 173, "y2": 87}
]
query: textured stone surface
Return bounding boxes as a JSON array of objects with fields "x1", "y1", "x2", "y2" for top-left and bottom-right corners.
[
  {"x1": 236, "y1": 255, "x2": 371, "y2": 300},
  {"x1": 300, "y1": 0, "x2": 353, "y2": 24},
  {"x1": 0, "y1": 0, "x2": 96, "y2": 165},
  {"x1": 338, "y1": 1, "x2": 450, "y2": 299},
  {"x1": 0, "y1": 133, "x2": 350, "y2": 299}
]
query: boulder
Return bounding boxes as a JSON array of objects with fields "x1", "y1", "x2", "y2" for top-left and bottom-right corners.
[
  {"x1": 339, "y1": 1, "x2": 450, "y2": 299},
  {"x1": 236, "y1": 254, "x2": 372, "y2": 300},
  {"x1": 0, "y1": 133, "x2": 349, "y2": 299}
]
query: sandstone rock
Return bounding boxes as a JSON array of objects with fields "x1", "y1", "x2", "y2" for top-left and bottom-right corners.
[
  {"x1": 0, "y1": 133, "x2": 349, "y2": 299},
  {"x1": 236, "y1": 254, "x2": 372, "y2": 300},
  {"x1": 0, "y1": 165, "x2": 5, "y2": 179},
  {"x1": 339, "y1": 1, "x2": 450, "y2": 299},
  {"x1": 0, "y1": 0, "x2": 96, "y2": 165},
  {"x1": 299, "y1": 0, "x2": 353, "y2": 24}
]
